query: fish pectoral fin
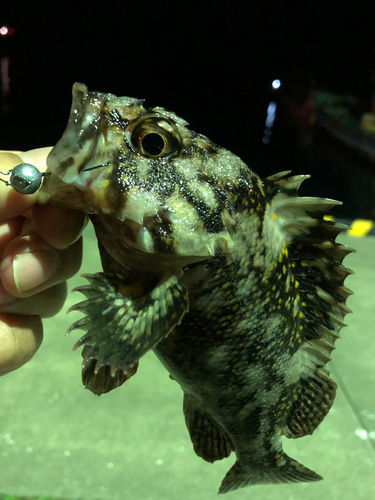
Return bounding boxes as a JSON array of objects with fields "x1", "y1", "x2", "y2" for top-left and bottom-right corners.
[
  {"x1": 283, "y1": 370, "x2": 337, "y2": 438},
  {"x1": 219, "y1": 455, "x2": 322, "y2": 494},
  {"x1": 67, "y1": 273, "x2": 189, "y2": 377},
  {"x1": 183, "y1": 393, "x2": 233, "y2": 463}
]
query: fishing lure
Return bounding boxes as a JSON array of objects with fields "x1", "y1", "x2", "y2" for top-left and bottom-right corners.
[{"x1": 0, "y1": 163, "x2": 44, "y2": 194}]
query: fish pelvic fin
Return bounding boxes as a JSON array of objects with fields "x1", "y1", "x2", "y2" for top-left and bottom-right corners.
[
  {"x1": 218, "y1": 455, "x2": 322, "y2": 494},
  {"x1": 81, "y1": 353, "x2": 139, "y2": 396},
  {"x1": 67, "y1": 273, "x2": 189, "y2": 381},
  {"x1": 183, "y1": 393, "x2": 233, "y2": 463}
]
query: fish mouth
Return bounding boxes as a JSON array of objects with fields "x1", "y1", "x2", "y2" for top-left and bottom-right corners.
[
  {"x1": 47, "y1": 83, "x2": 108, "y2": 180},
  {"x1": 37, "y1": 86, "x2": 160, "y2": 255},
  {"x1": 38, "y1": 83, "x2": 108, "y2": 207}
]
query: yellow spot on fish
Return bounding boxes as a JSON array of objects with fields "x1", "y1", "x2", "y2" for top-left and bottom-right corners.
[
  {"x1": 282, "y1": 241, "x2": 288, "y2": 256},
  {"x1": 324, "y1": 215, "x2": 334, "y2": 222},
  {"x1": 272, "y1": 213, "x2": 278, "y2": 221}
]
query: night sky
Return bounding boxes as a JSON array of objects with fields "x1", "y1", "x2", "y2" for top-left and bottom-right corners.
[{"x1": 1, "y1": 2, "x2": 374, "y2": 217}]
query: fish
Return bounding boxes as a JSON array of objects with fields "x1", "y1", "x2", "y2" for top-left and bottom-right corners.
[{"x1": 38, "y1": 82, "x2": 353, "y2": 494}]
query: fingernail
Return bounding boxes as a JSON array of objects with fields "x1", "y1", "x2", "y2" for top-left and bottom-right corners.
[{"x1": 13, "y1": 251, "x2": 58, "y2": 293}]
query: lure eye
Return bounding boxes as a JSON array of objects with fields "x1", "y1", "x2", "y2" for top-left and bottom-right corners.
[{"x1": 128, "y1": 116, "x2": 181, "y2": 159}]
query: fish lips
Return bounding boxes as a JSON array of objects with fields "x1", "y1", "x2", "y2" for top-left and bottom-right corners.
[
  {"x1": 47, "y1": 83, "x2": 108, "y2": 182},
  {"x1": 38, "y1": 83, "x2": 118, "y2": 209}
]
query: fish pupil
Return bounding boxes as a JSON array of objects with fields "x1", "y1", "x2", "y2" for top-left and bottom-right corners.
[{"x1": 141, "y1": 133, "x2": 165, "y2": 156}]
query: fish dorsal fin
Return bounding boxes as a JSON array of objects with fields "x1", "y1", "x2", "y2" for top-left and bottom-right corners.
[
  {"x1": 263, "y1": 172, "x2": 354, "y2": 438},
  {"x1": 284, "y1": 370, "x2": 337, "y2": 438}
]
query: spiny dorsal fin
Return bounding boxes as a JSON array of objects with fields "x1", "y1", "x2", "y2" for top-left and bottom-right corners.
[{"x1": 263, "y1": 171, "x2": 354, "y2": 439}]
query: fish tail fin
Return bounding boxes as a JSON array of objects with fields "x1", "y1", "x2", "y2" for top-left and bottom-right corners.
[{"x1": 218, "y1": 455, "x2": 322, "y2": 494}]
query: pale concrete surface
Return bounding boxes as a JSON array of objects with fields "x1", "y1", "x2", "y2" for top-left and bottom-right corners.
[{"x1": 0, "y1": 226, "x2": 374, "y2": 500}]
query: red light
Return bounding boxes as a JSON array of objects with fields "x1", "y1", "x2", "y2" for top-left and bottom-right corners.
[{"x1": 0, "y1": 26, "x2": 15, "y2": 36}]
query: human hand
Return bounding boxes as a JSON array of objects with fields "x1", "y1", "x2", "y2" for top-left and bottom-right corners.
[{"x1": 0, "y1": 148, "x2": 87, "y2": 376}]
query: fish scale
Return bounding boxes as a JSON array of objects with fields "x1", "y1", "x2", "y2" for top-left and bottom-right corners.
[{"x1": 38, "y1": 82, "x2": 353, "y2": 495}]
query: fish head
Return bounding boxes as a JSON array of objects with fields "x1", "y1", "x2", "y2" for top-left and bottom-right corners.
[
  {"x1": 39, "y1": 83, "x2": 249, "y2": 269},
  {"x1": 39, "y1": 82, "x2": 176, "y2": 217}
]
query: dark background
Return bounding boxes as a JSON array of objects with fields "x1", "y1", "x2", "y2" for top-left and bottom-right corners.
[{"x1": 1, "y1": 2, "x2": 375, "y2": 218}]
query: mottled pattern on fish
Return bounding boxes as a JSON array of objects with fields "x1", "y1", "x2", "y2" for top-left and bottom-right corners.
[{"x1": 38, "y1": 83, "x2": 353, "y2": 494}]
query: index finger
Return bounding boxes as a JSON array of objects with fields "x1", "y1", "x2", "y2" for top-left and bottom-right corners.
[
  {"x1": 17, "y1": 147, "x2": 53, "y2": 171},
  {"x1": 0, "y1": 148, "x2": 52, "y2": 221}
]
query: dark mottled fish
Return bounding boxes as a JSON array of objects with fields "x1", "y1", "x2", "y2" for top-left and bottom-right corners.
[{"x1": 38, "y1": 83, "x2": 353, "y2": 494}]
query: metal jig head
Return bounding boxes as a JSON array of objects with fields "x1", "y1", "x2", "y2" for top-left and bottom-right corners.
[{"x1": 0, "y1": 163, "x2": 45, "y2": 195}]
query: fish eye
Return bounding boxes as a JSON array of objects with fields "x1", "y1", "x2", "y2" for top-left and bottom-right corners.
[
  {"x1": 141, "y1": 133, "x2": 166, "y2": 156},
  {"x1": 128, "y1": 116, "x2": 181, "y2": 159}
]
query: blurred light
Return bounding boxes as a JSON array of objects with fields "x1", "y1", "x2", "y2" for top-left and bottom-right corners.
[
  {"x1": 0, "y1": 26, "x2": 15, "y2": 36},
  {"x1": 271, "y1": 79, "x2": 281, "y2": 90},
  {"x1": 262, "y1": 101, "x2": 277, "y2": 145},
  {"x1": 265, "y1": 101, "x2": 277, "y2": 127}
]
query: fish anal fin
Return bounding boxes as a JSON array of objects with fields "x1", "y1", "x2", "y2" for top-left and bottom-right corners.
[
  {"x1": 183, "y1": 393, "x2": 233, "y2": 463},
  {"x1": 219, "y1": 456, "x2": 322, "y2": 494},
  {"x1": 284, "y1": 371, "x2": 337, "y2": 438}
]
